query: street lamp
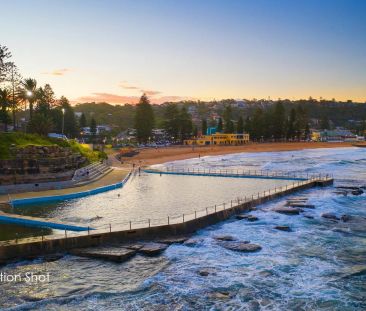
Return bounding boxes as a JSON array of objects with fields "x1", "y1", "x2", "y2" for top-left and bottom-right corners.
[{"x1": 61, "y1": 108, "x2": 65, "y2": 135}]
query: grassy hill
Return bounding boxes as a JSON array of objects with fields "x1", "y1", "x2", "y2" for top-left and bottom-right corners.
[{"x1": 0, "y1": 132, "x2": 106, "y2": 162}]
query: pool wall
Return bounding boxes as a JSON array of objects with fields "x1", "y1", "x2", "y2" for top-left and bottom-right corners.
[{"x1": 10, "y1": 172, "x2": 132, "y2": 207}]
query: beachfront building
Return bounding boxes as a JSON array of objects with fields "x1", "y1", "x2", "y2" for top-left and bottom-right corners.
[
  {"x1": 184, "y1": 133, "x2": 250, "y2": 145},
  {"x1": 311, "y1": 129, "x2": 362, "y2": 142}
]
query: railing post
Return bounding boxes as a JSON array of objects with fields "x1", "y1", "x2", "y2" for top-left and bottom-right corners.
[
  {"x1": 215, "y1": 205, "x2": 216, "y2": 212},
  {"x1": 168, "y1": 216, "x2": 170, "y2": 225},
  {"x1": 206, "y1": 207, "x2": 208, "y2": 215},
  {"x1": 65, "y1": 230, "x2": 67, "y2": 238},
  {"x1": 110, "y1": 223, "x2": 112, "y2": 232},
  {"x1": 195, "y1": 211, "x2": 197, "y2": 219},
  {"x1": 223, "y1": 203, "x2": 226, "y2": 210},
  {"x1": 149, "y1": 219, "x2": 151, "y2": 228},
  {"x1": 231, "y1": 200, "x2": 232, "y2": 208},
  {"x1": 88, "y1": 226, "x2": 90, "y2": 235},
  {"x1": 129, "y1": 221, "x2": 132, "y2": 230},
  {"x1": 183, "y1": 214, "x2": 185, "y2": 222}
]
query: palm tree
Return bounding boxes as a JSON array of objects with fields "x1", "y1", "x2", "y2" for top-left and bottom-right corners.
[
  {"x1": 19, "y1": 78, "x2": 37, "y2": 121},
  {"x1": 0, "y1": 88, "x2": 11, "y2": 131}
]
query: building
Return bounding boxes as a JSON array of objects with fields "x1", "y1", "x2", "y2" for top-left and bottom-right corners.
[
  {"x1": 184, "y1": 133, "x2": 250, "y2": 145},
  {"x1": 311, "y1": 129, "x2": 360, "y2": 142}
]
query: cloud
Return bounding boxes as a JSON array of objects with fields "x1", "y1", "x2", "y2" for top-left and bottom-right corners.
[
  {"x1": 142, "y1": 89, "x2": 161, "y2": 96},
  {"x1": 119, "y1": 82, "x2": 140, "y2": 90},
  {"x1": 42, "y1": 68, "x2": 71, "y2": 76},
  {"x1": 75, "y1": 93, "x2": 140, "y2": 104},
  {"x1": 74, "y1": 92, "x2": 196, "y2": 105},
  {"x1": 119, "y1": 81, "x2": 161, "y2": 97}
]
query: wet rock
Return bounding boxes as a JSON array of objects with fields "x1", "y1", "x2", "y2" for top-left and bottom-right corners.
[
  {"x1": 287, "y1": 203, "x2": 315, "y2": 209},
  {"x1": 272, "y1": 207, "x2": 301, "y2": 215},
  {"x1": 321, "y1": 213, "x2": 340, "y2": 221},
  {"x1": 351, "y1": 189, "x2": 363, "y2": 195},
  {"x1": 214, "y1": 235, "x2": 236, "y2": 241},
  {"x1": 157, "y1": 236, "x2": 189, "y2": 244},
  {"x1": 336, "y1": 186, "x2": 360, "y2": 190},
  {"x1": 340, "y1": 214, "x2": 353, "y2": 222},
  {"x1": 138, "y1": 243, "x2": 168, "y2": 256},
  {"x1": 184, "y1": 238, "x2": 203, "y2": 246},
  {"x1": 210, "y1": 291, "x2": 232, "y2": 299},
  {"x1": 236, "y1": 214, "x2": 258, "y2": 221},
  {"x1": 198, "y1": 270, "x2": 209, "y2": 276},
  {"x1": 303, "y1": 214, "x2": 314, "y2": 219},
  {"x1": 122, "y1": 243, "x2": 144, "y2": 250},
  {"x1": 43, "y1": 254, "x2": 63, "y2": 262},
  {"x1": 220, "y1": 241, "x2": 261, "y2": 253},
  {"x1": 70, "y1": 247, "x2": 136, "y2": 262},
  {"x1": 275, "y1": 225, "x2": 291, "y2": 232}
]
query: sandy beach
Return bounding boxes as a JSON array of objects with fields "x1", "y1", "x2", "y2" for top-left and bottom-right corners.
[{"x1": 124, "y1": 142, "x2": 354, "y2": 166}]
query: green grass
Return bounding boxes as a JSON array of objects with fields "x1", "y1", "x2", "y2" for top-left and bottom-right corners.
[{"x1": 0, "y1": 132, "x2": 106, "y2": 162}]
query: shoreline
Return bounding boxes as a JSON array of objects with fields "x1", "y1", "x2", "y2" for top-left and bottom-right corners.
[{"x1": 124, "y1": 142, "x2": 354, "y2": 166}]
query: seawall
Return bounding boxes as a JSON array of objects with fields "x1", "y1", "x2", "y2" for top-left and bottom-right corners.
[{"x1": 0, "y1": 178, "x2": 333, "y2": 264}]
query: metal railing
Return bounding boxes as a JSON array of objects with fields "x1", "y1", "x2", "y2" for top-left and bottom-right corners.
[
  {"x1": 4, "y1": 178, "x2": 320, "y2": 245},
  {"x1": 145, "y1": 166, "x2": 333, "y2": 181}
]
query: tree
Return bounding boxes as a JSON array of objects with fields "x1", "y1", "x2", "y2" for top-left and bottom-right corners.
[
  {"x1": 201, "y1": 119, "x2": 207, "y2": 136},
  {"x1": 217, "y1": 118, "x2": 223, "y2": 132},
  {"x1": 28, "y1": 113, "x2": 53, "y2": 136},
  {"x1": 19, "y1": 78, "x2": 38, "y2": 121},
  {"x1": 0, "y1": 45, "x2": 12, "y2": 83},
  {"x1": 8, "y1": 63, "x2": 22, "y2": 129},
  {"x1": 223, "y1": 105, "x2": 234, "y2": 133},
  {"x1": 179, "y1": 106, "x2": 193, "y2": 140},
  {"x1": 163, "y1": 103, "x2": 180, "y2": 139},
  {"x1": 237, "y1": 116, "x2": 244, "y2": 134},
  {"x1": 90, "y1": 117, "x2": 97, "y2": 142},
  {"x1": 79, "y1": 112, "x2": 87, "y2": 128},
  {"x1": 59, "y1": 96, "x2": 78, "y2": 138},
  {"x1": 272, "y1": 101, "x2": 286, "y2": 140},
  {"x1": 286, "y1": 108, "x2": 296, "y2": 140},
  {"x1": 320, "y1": 115, "x2": 330, "y2": 130},
  {"x1": 0, "y1": 88, "x2": 11, "y2": 131},
  {"x1": 134, "y1": 94, "x2": 154, "y2": 143}
]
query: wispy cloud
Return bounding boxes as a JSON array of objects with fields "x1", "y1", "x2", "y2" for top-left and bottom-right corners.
[
  {"x1": 74, "y1": 92, "x2": 196, "y2": 105},
  {"x1": 142, "y1": 89, "x2": 161, "y2": 96},
  {"x1": 119, "y1": 82, "x2": 140, "y2": 90},
  {"x1": 42, "y1": 68, "x2": 71, "y2": 76}
]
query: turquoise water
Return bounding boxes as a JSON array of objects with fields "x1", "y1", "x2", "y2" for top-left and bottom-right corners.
[{"x1": 0, "y1": 147, "x2": 365, "y2": 310}]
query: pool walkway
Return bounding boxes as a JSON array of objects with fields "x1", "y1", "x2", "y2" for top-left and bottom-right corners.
[
  {"x1": 144, "y1": 167, "x2": 331, "y2": 181},
  {"x1": 0, "y1": 175, "x2": 333, "y2": 263},
  {"x1": 0, "y1": 211, "x2": 91, "y2": 232},
  {"x1": 0, "y1": 168, "x2": 130, "y2": 206}
]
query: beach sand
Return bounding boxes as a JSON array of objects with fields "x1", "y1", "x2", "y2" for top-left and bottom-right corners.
[{"x1": 123, "y1": 142, "x2": 353, "y2": 166}]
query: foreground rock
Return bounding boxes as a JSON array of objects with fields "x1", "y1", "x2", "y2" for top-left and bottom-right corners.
[
  {"x1": 138, "y1": 243, "x2": 168, "y2": 256},
  {"x1": 219, "y1": 241, "x2": 262, "y2": 253},
  {"x1": 274, "y1": 225, "x2": 291, "y2": 232},
  {"x1": 236, "y1": 214, "x2": 259, "y2": 221},
  {"x1": 214, "y1": 235, "x2": 236, "y2": 241},
  {"x1": 184, "y1": 238, "x2": 203, "y2": 246},
  {"x1": 157, "y1": 236, "x2": 189, "y2": 244},
  {"x1": 70, "y1": 247, "x2": 136, "y2": 262},
  {"x1": 272, "y1": 207, "x2": 301, "y2": 215},
  {"x1": 321, "y1": 213, "x2": 340, "y2": 221},
  {"x1": 287, "y1": 203, "x2": 315, "y2": 209}
]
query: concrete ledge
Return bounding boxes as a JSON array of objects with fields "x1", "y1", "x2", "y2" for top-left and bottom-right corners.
[
  {"x1": 10, "y1": 172, "x2": 132, "y2": 207},
  {"x1": 0, "y1": 179, "x2": 332, "y2": 263}
]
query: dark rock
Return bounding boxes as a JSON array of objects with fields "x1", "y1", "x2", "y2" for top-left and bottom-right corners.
[
  {"x1": 220, "y1": 241, "x2": 261, "y2": 253},
  {"x1": 157, "y1": 236, "x2": 189, "y2": 244},
  {"x1": 321, "y1": 213, "x2": 340, "y2": 221},
  {"x1": 336, "y1": 186, "x2": 360, "y2": 190},
  {"x1": 210, "y1": 291, "x2": 232, "y2": 299},
  {"x1": 43, "y1": 254, "x2": 63, "y2": 262},
  {"x1": 272, "y1": 207, "x2": 301, "y2": 215},
  {"x1": 138, "y1": 243, "x2": 168, "y2": 256},
  {"x1": 351, "y1": 189, "x2": 363, "y2": 196},
  {"x1": 214, "y1": 235, "x2": 236, "y2": 241},
  {"x1": 236, "y1": 214, "x2": 258, "y2": 221},
  {"x1": 198, "y1": 269, "x2": 210, "y2": 276},
  {"x1": 341, "y1": 214, "x2": 353, "y2": 222},
  {"x1": 122, "y1": 243, "x2": 144, "y2": 250},
  {"x1": 274, "y1": 225, "x2": 291, "y2": 232},
  {"x1": 70, "y1": 247, "x2": 136, "y2": 262},
  {"x1": 184, "y1": 238, "x2": 203, "y2": 246},
  {"x1": 287, "y1": 203, "x2": 315, "y2": 209},
  {"x1": 303, "y1": 214, "x2": 314, "y2": 219}
]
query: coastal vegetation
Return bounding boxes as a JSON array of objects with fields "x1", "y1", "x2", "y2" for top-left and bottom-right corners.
[{"x1": 0, "y1": 132, "x2": 105, "y2": 161}]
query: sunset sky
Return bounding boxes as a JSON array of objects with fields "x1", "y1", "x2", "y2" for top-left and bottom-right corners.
[{"x1": 2, "y1": 0, "x2": 366, "y2": 104}]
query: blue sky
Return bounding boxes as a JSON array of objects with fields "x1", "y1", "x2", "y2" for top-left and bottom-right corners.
[{"x1": 1, "y1": 0, "x2": 365, "y2": 103}]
